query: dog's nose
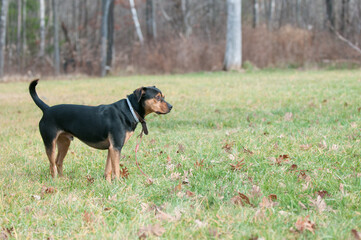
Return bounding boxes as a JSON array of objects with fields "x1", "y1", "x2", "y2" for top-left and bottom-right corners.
[{"x1": 168, "y1": 104, "x2": 173, "y2": 111}]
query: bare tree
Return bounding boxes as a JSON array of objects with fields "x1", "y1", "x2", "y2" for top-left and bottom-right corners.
[
  {"x1": 106, "y1": 0, "x2": 114, "y2": 73},
  {"x1": 146, "y1": 0, "x2": 157, "y2": 40},
  {"x1": 0, "y1": 0, "x2": 9, "y2": 78},
  {"x1": 17, "y1": 0, "x2": 21, "y2": 70},
  {"x1": 39, "y1": 0, "x2": 45, "y2": 59},
  {"x1": 223, "y1": 0, "x2": 242, "y2": 71},
  {"x1": 252, "y1": 0, "x2": 259, "y2": 28},
  {"x1": 325, "y1": 0, "x2": 334, "y2": 30},
  {"x1": 129, "y1": 0, "x2": 144, "y2": 45},
  {"x1": 101, "y1": 0, "x2": 111, "y2": 77},
  {"x1": 22, "y1": 0, "x2": 26, "y2": 68},
  {"x1": 52, "y1": 0, "x2": 60, "y2": 75}
]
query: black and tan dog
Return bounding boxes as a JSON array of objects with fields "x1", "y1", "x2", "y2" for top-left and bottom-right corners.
[{"x1": 29, "y1": 79, "x2": 172, "y2": 182}]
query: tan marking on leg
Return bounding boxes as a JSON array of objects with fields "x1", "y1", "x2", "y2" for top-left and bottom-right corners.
[
  {"x1": 109, "y1": 146, "x2": 120, "y2": 181},
  {"x1": 124, "y1": 131, "x2": 134, "y2": 145},
  {"x1": 46, "y1": 140, "x2": 57, "y2": 178},
  {"x1": 55, "y1": 133, "x2": 71, "y2": 177},
  {"x1": 104, "y1": 150, "x2": 112, "y2": 183}
]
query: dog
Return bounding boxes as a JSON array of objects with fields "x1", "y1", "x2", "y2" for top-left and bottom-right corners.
[{"x1": 29, "y1": 79, "x2": 172, "y2": 182}]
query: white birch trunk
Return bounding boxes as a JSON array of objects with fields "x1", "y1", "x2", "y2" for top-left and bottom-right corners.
[
  {"x1": 223, "y1": 0, "x2": 242, "y2": 71},
  {"x1": 129, "y1": 0, "x2": 144, "y2": 45},
  {"x1": 0, "y1": 0, "x2": 9, "y2": 78},
  {"x1": 39, "y1": 0, "x2": 45, "y2": 58}
]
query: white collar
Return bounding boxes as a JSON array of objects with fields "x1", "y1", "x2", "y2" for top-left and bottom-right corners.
[{"x1": 126, "y1": 97, "x2": 139, "y2": 123}]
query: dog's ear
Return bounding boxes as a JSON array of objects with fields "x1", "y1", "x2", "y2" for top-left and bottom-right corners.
[{"x1": 133, "y1": 87, "x2": 146, "y2": 102}]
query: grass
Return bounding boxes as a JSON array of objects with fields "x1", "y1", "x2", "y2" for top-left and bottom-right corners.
[{"x1": 0, "y1": 69, "x2": 360, "y2": 239}]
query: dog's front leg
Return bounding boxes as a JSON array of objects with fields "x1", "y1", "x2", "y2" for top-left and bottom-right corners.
[
  {"x1": 104, "y1": 150, "x2": 112, "y2": 183},
  {"x1": 108, "y1": 146, "x2": 121, "y2": 181}
]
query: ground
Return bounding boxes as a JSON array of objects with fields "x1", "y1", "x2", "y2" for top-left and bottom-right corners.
[{"x1": 0, "y1": 70, "x2": 360, "y2": 239}]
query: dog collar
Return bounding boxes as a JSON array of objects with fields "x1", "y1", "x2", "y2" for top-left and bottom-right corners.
[{"x1": 126, "y1": 97, "x2": 140, "y2": 123}]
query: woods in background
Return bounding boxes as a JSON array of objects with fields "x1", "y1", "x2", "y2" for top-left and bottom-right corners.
[{"x1": 0, "y1": 0, "x2": 360, "y2": 78}]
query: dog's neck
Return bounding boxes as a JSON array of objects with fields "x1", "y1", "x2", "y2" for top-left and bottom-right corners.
[{"x1": 127, "y1": 94, "x2": 145, "y2": 120}]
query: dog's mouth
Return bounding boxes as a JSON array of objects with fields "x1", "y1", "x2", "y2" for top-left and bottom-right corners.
[{"x1": 156, "y1": 111, "x2": 169, "y2": 115}]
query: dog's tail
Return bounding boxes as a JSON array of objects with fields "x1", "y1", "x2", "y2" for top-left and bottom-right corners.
[{"x1": 29, "y1": 79, "x2": 49, "y2": 112}]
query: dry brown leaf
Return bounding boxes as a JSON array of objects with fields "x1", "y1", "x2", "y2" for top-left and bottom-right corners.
[
  {"x1": 289, "y1": 164, "x2": 298, "y2": 171},
  {"x1": 295, "y1": 215, "x2": 316, "y2": 234},
  {"x1": 82, "y1": 210, "x2": 94, "y2": 224},
  {"x1": 315, "y1": 190, "x2": 330, "y2": 199},
  {"x1": 352, "y1": 229, "x2": 361, "y2": 240},
  {"x1": 309, "y1": 195, "x2": 328, "y2": 212},
  {"x1": 222, "y1": 142, "x2": 233, "y2": 153},
  {"x1": 242, "y1": 147, "x2": 254, "y2": 155},
  {"x1": 138, "y1": 224, "x2": 166, "y2": 239},
  {"x1": 85, "y1": 175, "x2": 95, "y2": 184},
  {"x1": 228, "y1": 154, "x2": 236, "y2": 161},
  {"x1": 170, "y1": 172, "x2": 181, "y2": 180},
  {"x1": 174, "y1": 182, "x2": 182, "y2": 192},
  {"x1": 41, "y1": 186, "x2": 57, "y2": 194},
  {"x1": 259, "y1": 196, "x2": 278, "y2": 208},
  {"x1": 186, "y1": 190, "x2": 195, "y2": 197},
  {"x1": 194, "y1": 159, "x2": 204, "y2": 168},
  {"x1": 231, "y1": 192, "x2": 252, "y2": 206},
  {"x1": 120, "y1": 167, "x2": 129, "y2": 179},
  {"x1": 230, "y1": 159, "x2": 245, "y2": 171},
  {"x1": 331, "y1": 144, "x2": 339, "y2": 151}
]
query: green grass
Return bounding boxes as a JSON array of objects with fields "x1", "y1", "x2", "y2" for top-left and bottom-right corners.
[{"x1": 0, "y1": 70, "x2": 360, "y2": 239}]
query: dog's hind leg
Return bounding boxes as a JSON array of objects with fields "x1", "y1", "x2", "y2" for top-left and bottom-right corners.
[
  {"x1": 56, "y1": 134, "x2": 71, "y2": 177},
  {"x1": 40, "y1": 120, "x2": 59, "y2": 178}
]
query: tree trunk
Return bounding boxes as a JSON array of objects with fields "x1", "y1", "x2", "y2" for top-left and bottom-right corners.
[
  {"x1": 106, "y1": 0, "x2": 114, "y2": 74},
  {"x1": 146, "y1": 0, "x2": 157, "y2": 40},
  {"x1": 52, "y1": 0, "x2": 60, "y2": 75},
  {"x1": 325, "y1": 0, "x2": 334, "y2": 30},
  {"x1": 129, "y1": 0, "x2": 144, "y2": 45},
  {"x1": 39, "y1": 0, "x2": 45, "y2": 58},
  {"x1": 252, "y1": 0, "x2": 259, "y2": 28},
  {"x1": 17, "y1": 0, "x2": 21, "y2": 71},
  {"x1": 266, "y1": 0, "x2": 275, "y2": 30},
  {"x1": 101, "y1": 0, "x2": 111, "y2": 77},
  {"x1": 340, "y1": 0, "x2": 349, "y2": 34},
  {"x1": 0, "y1": 0, "x2": 9, "y2": 78},
  {"x1": 223, "y1": 0, "x2": 242, "y2": 71},
  {"x1": 22, "y1": 0, "x2": 26, "y2": 69}
]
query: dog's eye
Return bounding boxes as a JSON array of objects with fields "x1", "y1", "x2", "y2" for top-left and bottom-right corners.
[{"x1": 155, "y1": 96, "x2": 161, "y2": 101}]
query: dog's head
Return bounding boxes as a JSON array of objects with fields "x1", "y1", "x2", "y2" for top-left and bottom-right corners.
[{"x1": 133, "y1": 86, "x2": 172, "y2": 116}]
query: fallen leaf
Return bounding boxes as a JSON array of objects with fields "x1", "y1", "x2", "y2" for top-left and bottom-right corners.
[
  {"x1": 284, "y1": 112, "x2": 293, "y2": 121},
  {"x1": 186, "y1": 190, "x2": 195, "y2": 197},
  {"x1": 351, "y1": 122, "x2": 357, "y2": 128},
  {"x1": 309, "y1": 195, "x2": 327, "y2": 212},
  {"x1": 120, "y1": 167, "x2": 129, "y2": 179},
  {"x1": 194, "y1": 159, "x2": 204, "y2": 168},
  {"x1": 222, "y1": 142, "x2": 233, "y2": 153},
  {"x1": 230, "y1": 159, "x2": 245, "y2": 171},
  {"x1": 298, "y1": 172, "x2": 311, "y2": 182},
  {"x1": 315, "y1": 190, "x2": 330, "y2": 199},
  {"x1": 156, "y1": 210, "x2": 180, "y2": 222},
  {"x1": 295, "y1": 215, "x2": 316, "y2": 234},
  {"x1": 85, "y1": 175, "x2": 95, "y2": 184},
  {"x1": 271, "y1": 154, "x2": 290, "y2": 165},
  {"x1": 41, "y1": 186, "x2": 57, "y2": 195},
  {"x1": 268, "y1": 194, "x2": 277, "y2": 201},
  {"x1": 259, "y1": 196, "x2": 278, "y2": 208},
  {"x1": 289, "y1": 164, "x2": 298, "y2": 171},
  {"x1": 352, "y1": 229, "x2": 361, "y2": 240},
  {"x1": 242, "y1": 147, "x2": 254, "y2": 155},
  {"x1": 138, "y1": 224, "x2": 165, "y2": 239},
  {"x1": 174, "y1": 182, "x2": 182, "y2": 192},
  {"x1": 0, "y1": 227, "x2": 13, "y2": 239},
  {"x1": 108, "y1": 194, "x2": 117, "y2": 201},
  {"x1": 231, "y1": 192, "x2": 252, "y2": 206},
  {"x1": 82, "y1": 210, "x2": 94, "y2": 224},
  {"x1": 31, "y1": 195, "x2": 41, "y2": 201}
]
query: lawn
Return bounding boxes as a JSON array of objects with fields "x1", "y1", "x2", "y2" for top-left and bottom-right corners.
[{"x1": 0, "y1": 70, "x2": 360, "y2": 239}]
